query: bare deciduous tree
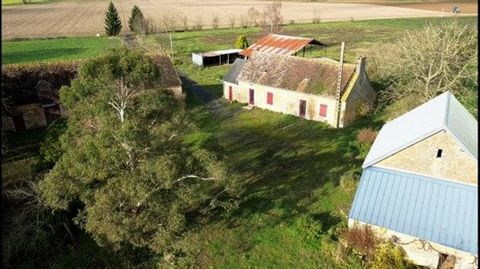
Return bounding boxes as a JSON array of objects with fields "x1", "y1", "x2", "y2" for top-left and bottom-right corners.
[
  {"x1": 182, "y1": 16, "x2": 189, "y2": 32},
  {"x1": 260, "y1": 1, "x2": 283, "y2": 34},
  {"x1": 239, "y1": 16, "x2": 249, "y2": 28},
  {"x1": 369, "y1": 21, "x2": 477, "y2": 110},
  {"x1": 228, "y1": 16, "x2": 236, "y2": 29},
  {"x1": 312, "y1": 10, "x2": 321, "y2": 24},
  {"x1": 193, "y1": 15, "x2": 203, "y2": 31},
  {"x1": 247, "y1": 7, "x2": 261, "y2": 27},
  {"x1": 212, "y1": 14, "x2": 219, "y2": 30}
]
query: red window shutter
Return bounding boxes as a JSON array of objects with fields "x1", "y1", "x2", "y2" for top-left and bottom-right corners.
[
  {"x1": 319, "y1": 104, "x2": 328, "y2": 117},
  {"x1": 267, "y1": 92, "x2": 273, "y2": 105}
]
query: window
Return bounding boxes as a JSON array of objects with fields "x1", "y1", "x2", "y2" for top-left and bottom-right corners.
[
  {"x1": 436, "y1": 149, "x2": 443, "y2": 158},
  {"x1": 267, "y1": 92, "x2": 273, "y2": 105},
  {"x1": 319, "y1": 104, "x2": 328, "y2": 117}
]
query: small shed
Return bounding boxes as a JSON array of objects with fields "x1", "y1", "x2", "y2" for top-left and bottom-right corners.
[{"x1": 192, "y1": 49, "x2": 243, "y2": 67}]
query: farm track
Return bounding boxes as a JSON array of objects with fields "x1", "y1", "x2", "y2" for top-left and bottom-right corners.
[{"x1": 1, "y1": 0, "x2": 476, "y2": 40}]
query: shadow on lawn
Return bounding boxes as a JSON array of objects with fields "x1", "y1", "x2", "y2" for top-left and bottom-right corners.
[{"x1": 195, "y1": 104, "x2": 386, "y2": 229}]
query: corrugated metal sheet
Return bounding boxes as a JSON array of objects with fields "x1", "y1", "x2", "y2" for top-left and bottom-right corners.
[
  {"x1": 446, "y1": 93, "x2": 478, "y2": 159},
  {"x1": 349, "y1": 166, "x2": 478, "y2": 255},
  {"x1": 240, "y1": 34, "x2": 326, "y2": 57},
  {"x1": 363, "y1": 91, "x2": 477, "y2": 168},
  {"x1": 223, "y1": 58, "x2": 246, "y2": 84}
]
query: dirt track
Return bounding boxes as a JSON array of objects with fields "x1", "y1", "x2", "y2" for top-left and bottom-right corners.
[{"x1": 1, "y1": 0, "x2": 474, "y2": 40}]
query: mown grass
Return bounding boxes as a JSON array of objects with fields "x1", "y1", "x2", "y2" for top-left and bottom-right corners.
[
  {"x1": 177, "y1": 100, "x2": 385, "y2": 267},
  {"x1": 1, "y1": 16, "x2": 477, "y2": 267},
  {"x1": 1, "y1": 36, "x2": 121, "y2": 64}
]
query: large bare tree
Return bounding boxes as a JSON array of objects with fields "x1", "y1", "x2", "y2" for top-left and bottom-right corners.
[
  {"x1": 260, "y1": 1, "x2": 283, "y2": 34},
  {"x1": 370, "y1": 21, "x2": 477, "y2": 108}
]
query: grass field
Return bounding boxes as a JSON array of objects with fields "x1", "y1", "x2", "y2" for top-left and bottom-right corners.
[
  {"x1": 2, "y1": 16, "x2": 477, "y2": 267},
  {"x1": 1, "y1": 36, "x2": 121, "y2": 64}
]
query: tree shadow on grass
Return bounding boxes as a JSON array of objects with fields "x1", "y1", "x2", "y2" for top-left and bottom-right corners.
[
  {"x1": 3, "y1": 48, "x2": 87, "y2": 64},
  {"x1": 192, "y1": 105, "x2": 383, "y2": 229}
]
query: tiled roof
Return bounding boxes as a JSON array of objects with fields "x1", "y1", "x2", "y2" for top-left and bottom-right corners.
[
  {"x1": 223, "y1": 58, "x2": 246, "y2": 84},
  {"x1": 150, "y1": 54, "x2": 182, "y2": 88},
  {"x1": 240, "y1": 34, "x2": 326, "y2": 57},
  {"x1": 237, "y1": 51, "x2": 356, "y2": 97},
  {"x1": 349, "y1": 166, "x2": 477, "y2": 255}
]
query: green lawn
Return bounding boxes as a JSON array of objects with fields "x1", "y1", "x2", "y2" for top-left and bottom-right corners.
[
  {"x1": 1, "y1": 16, "x2": 477, "y2": 267},
  {"x1": 176, "y1": 98, "x2": 385, "y2": 267},
  {"x1": 1, "y1": 36, "x2": 121, "y2": 64}
]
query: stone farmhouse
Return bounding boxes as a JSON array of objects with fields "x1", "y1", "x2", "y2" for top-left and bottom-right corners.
[
  {"x1": 349, "y1": 91, "x2": 477, "y2": 268},
  {"x1": 223, "y1": 51, "x2": 376, "y2": 128}
]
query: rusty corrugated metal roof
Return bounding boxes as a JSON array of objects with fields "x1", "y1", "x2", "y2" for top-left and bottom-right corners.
[{"x1": 240, "y1": 34, "x2": 326, "y2": 57}]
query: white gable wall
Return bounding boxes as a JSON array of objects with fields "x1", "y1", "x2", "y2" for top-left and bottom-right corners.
[{"x1": 227, "y1": 80, "x2": 339, "y2": 126}]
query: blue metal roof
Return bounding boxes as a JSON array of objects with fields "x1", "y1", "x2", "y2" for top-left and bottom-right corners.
[{"x1": 349, "y1": 166, "x2": 477, "y2": 255}]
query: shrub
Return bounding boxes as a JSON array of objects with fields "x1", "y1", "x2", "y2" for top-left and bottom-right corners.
[
  {"x1": 340, "y1": 225, "x2": 378, "y2": 262},
  {"x1": 355, "y1": 128, "x2": 377, "y2": 159},
  {"x1": 371, "y1": 241, "x2": 417, "y2": 269},
  {"x1": 235, "y1": 35, "x2": 249, "y2": 49},
  {"x1": 339, "y1": 168, "x2": 361, "y2": 193}
]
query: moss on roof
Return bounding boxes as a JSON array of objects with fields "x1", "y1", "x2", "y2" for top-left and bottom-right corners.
[{"x1": 237, "y1": 52, "x2": 356, "y2": 97}]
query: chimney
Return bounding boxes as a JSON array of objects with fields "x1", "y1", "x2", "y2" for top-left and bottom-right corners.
[{"x1": 356, "y1": 56, "x2": 366, "y2": 74}]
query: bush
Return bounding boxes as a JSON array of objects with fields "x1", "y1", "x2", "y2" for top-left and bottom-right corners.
[
  {"x1": 339, "y1": 168, "x2": 361, "y2": 193},
  {"x1": 356, "y1": 128, "x2": 377, "y2": 159},
  {"x1": 235, "y1": 35, "x2": 249, "y2": 49},
  {"x1": 371, "y1": 241, "x2": 417, "y2": 269},
  {"x1": 340, "y1": 225, "x2": 378, "y2": 262}
]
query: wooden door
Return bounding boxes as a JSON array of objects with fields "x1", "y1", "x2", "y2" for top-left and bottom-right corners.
[
  {"x1": 228, "y1": 86, "x2": 233, "y2": 101},
  {"x1": 249, "y1": 89, "x2": 255, "y2": 105},
  {"x1": 299, "y1": 100, "x2": 306, "y2": 117}
]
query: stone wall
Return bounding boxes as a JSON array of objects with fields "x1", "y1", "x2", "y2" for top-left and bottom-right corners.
[
  {"x1": 376, "y1": 130, "x2": 477, "y2": 185},
  {"x1": 233, "y1": 81, "x2": 338, "y2": 126},
  {"x1": 348, "y1": 219, "x2": 478, "y2": 269}
]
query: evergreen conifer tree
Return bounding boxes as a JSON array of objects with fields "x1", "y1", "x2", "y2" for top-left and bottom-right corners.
[
  {"x1": 105, "y1": 1, "x2": 122, "y2": 36},
  {"x1": 128, "y1": 5, "x2": 144, "y2": 33}
]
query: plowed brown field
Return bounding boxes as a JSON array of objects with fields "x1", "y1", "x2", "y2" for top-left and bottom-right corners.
[{"x1": 1, "y1": 0, "x2": 473, "y2": 40}]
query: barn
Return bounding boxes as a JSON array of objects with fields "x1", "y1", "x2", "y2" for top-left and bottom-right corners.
[
  {"x1": 348, "y1": 91, "x2": 478, "y2": 268},
  {"x1": 223, "y1": 51, "x2": 376, "y2": 128}
]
